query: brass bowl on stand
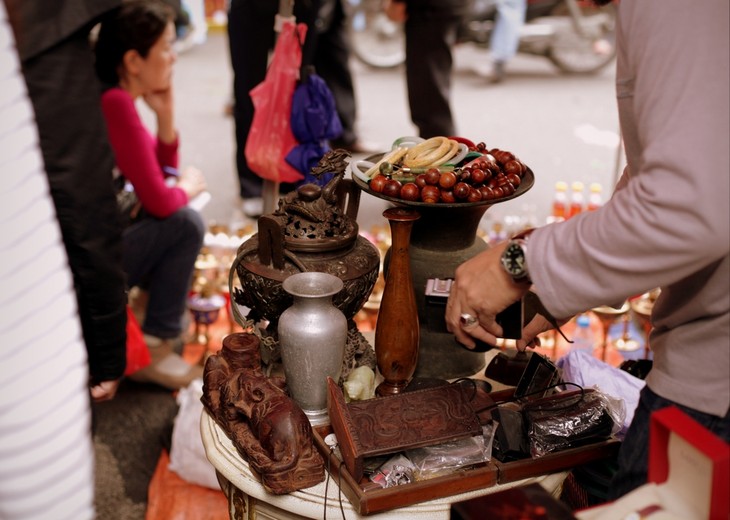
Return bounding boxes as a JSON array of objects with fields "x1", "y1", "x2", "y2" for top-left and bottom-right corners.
[
  {"x1": 630, "y1": 288, "x2": 660, "y2": 359},
  {"x1": 188, "y1": 293, "x2": 226, "y2": 346},
  {"x1": 592, "y1": 301, "x2": 630, "y2": 361}
]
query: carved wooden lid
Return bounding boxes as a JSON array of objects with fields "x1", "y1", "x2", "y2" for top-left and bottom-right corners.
[{"x1": 327, "y1": 378, "x2": 482, "y2": 482}]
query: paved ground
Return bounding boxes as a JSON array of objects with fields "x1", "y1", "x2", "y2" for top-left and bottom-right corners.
[{"x1": 166, "y1": 29, "x2": 620, "y2": 234}]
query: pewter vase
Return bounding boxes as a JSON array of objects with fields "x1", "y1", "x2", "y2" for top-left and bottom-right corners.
[{"x1": 278, "y1": 271, "x2": 347, "y2": 426}]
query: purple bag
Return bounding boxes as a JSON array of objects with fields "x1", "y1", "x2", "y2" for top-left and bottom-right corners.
[{"x1": 286, "y1": 70, "x2": 343, "y2": 185}]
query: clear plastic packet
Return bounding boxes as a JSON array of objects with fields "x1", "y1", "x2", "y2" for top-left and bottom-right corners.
[
  {"x1": 404, "y1": 424, "x2": 497, "y2": 481},
  {"x1": 369, "y1": 454, "x2": 417, "y2": 488}
]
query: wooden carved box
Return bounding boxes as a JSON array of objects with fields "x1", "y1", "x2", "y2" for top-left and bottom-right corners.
[{"x1": 326, "y1": 378, "x2": 483, "y2": 482}]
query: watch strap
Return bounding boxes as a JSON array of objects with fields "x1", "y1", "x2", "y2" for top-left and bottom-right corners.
[{"x1": 512, "y1": 228, "x2": 535, "y2": 283}]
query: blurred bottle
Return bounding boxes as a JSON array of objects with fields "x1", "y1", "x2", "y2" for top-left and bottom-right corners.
[
  {"x1": 572, "y1": 314, "x2": 596, "y2": 353},
  {"x1": 587, "y1": 182, "x2": 604, "y2": 211},
  {"x1": 488, "y1": 221, "x2": 508, "y2": 245},
  {"x1": 551, "y1": 181, "x2": 568, "y2": 221},
  {"x1": 569, "y1": 181, "x2": 585, "y2": 218},
  {"x1": 520, "y1": 203, "x2": 539, "y2": 232}
]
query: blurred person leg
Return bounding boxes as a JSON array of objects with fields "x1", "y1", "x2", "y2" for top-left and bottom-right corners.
[
  {"x1": 123, "y1": 208, "x2": 205, "y2": 340},
  {"x1": 122, "y1": 208, "x2": 205, "y2": 389},
  {"x1": 403, "y1": 10, "x2": 461, "y2": 138},
  {"x1": 184, "y1": 0, "x2": 208, "y2": 45},
  {"x1": 0, "y1": 5, "x2": 95, "y2": 517},
  {"x1": 316, "y1": 0, "x2": 356, "y2": 146},
  {"x1": 8, "y1": 3, "x2": 128, "y2": 386},
  {"x1": 319, "y1": 0, "x2": 377, "y2": 152},
  {"x1": 228, "y1": 0, "x2": 275, "y2": 207},
  {"x1": 489, "y1": 0, "x2": 527, "y2": 83}
]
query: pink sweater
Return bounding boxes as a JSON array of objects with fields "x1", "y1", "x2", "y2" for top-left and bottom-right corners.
[{"x1": 101, "y1": 87, "x2": 188, "y2": 218}]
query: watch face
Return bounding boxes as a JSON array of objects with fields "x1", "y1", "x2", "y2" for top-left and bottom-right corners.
[{"x1": 502, "y1": 242, "x2": 527, "y2": 278}]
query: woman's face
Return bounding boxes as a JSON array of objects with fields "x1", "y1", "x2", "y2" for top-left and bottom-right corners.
[{"x1": 136, "y1": 22, "x2": 177, "y2": 93}]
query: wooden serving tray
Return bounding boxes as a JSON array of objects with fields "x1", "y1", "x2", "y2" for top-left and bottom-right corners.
[
  {"x1": 317, "y1": 385, "x2": 620, "y2": 515},
  {"x1": 312, "y1": 425, "x2": 499, "y2": 515},
  {"x1": 326, "y1": 378, "x2": 483, "y2": 482}
]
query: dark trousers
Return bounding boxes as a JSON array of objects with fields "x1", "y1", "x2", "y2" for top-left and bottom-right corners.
[
  {"x1": 123, "y1": 207, "x2": 205, "y2": 339},
  {"x1": 228, "y1": 0, "x2": 356, "y2": 198},
  {"x1": 404, "y1": 12, "x2": 462, "y2": 138},
  {"x1": 21, "y1": 27, "x2": 128, "y2": 381},
  {"x1": 609, "y1": 385, "x2": 730, "y2": 500},
  {"x1": 312, "y1": 0, "x2": 357, "y2": 146}
]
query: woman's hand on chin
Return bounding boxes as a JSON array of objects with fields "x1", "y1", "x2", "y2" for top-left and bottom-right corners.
[
  {"x1": 145, "y1": 86, "x2": 176, "y2": 143},
  {"x1": 143, "y1": 86, "x2": 174, "y2": 117}
]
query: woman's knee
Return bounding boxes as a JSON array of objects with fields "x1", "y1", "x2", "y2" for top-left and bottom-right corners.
[{"x1": 170, "y1": 207, "x2": 206, "y2": 244}]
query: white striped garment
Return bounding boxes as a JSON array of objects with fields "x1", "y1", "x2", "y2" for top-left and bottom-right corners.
[{"x1": 0, "y1": 2, "x2": 95, "y2": 519}]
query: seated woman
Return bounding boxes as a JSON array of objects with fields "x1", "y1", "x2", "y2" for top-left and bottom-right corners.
[{"x1": 95, "y1": 0, "x2": 207, "y2": 390}]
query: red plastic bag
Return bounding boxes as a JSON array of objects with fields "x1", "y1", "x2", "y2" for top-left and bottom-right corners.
[
  {"x1": 244, "y1": 21, "x2": 307, "y2": 184},
  {"x1": 124, "y1": 305, "x2": 151, "y2": 376}
]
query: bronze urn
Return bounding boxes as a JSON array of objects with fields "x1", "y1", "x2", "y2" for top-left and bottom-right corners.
[{"x1": 230, "y1": 150, "x2": 381, "y2": 337}]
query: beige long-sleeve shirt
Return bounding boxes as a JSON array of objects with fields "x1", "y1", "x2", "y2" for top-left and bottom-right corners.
[{"x1": 528, "y1": 0, "x2": 729, "y2": 417}]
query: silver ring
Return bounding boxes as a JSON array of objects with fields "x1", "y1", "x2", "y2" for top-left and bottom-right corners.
[{"x1": 460, "y1": 313, "x2": 478, "y2": 328}]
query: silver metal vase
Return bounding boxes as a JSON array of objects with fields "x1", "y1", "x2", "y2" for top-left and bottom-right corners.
[{"x1": 278, "y1": 271, "x2": 348, "y2": 426}]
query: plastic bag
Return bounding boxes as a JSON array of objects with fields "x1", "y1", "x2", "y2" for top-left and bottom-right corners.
[
  {"x1": 285, "y1": 71, "x2": 343, "y2": 185},
  {"x1": 523, "y1": 387, "x2": 625, "y2": 458},
  {"x1": 124, "y1": 305, "x2": 150, "y2": 376},
  {"x1": 244, "y1": 21, "x2": 307, "y2": 184},
  {"x1": 168, "y1": 379, "x2": 219, "y2": 489},
  {"x1": 289, "y1": 70, "x2": 342, "y2": 144},
  {"x1": 556, "y1": 349, "x2": 644, "y2": 439},
  {"x1": 369, "y1": 454, "x2": 417, "y2": 488},
  {"x1": 405, "y1": 424, "x2": 496, "y2": 481}
]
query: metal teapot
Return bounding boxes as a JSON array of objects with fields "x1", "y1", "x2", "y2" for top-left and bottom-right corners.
[{"x1": 229, "y1": 150, "x2": 381, "y2": 334}]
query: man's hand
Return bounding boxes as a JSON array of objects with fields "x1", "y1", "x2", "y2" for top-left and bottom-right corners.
[
  {"x1": 90, "y1": 379, "x2": 121, "y2": 402},
  {"x1": 515, "y1": 314, "x2": 556, "y2": 351},
  {"x1": 445, "y1": 241, "x2": 530, "y2": 349}
]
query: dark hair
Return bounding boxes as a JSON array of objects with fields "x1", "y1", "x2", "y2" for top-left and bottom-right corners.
[{"x1": 94, "y1": 0, "x2": 175, "y2": 86}]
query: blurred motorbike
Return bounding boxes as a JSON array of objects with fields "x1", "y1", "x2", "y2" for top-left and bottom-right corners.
[{"x1": 346, "y1": 0, "x2": 616, "y2": 75}]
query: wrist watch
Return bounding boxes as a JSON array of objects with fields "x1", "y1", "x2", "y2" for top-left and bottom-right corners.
[{"x1": 500, "y1": 229, "x2": 534, "y2": 284}]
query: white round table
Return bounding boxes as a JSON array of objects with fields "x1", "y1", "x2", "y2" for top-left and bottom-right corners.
[{"x1": 200, "y1": 411, "x2": 567, "y2": 520}]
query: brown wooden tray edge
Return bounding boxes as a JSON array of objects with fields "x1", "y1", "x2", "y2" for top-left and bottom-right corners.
[
  {"x1": 313, "y1": 426, "x2": 498, "y2": 515},
  {"x1": 495, "y1": 437, "x2": 621, "y2": 484},
  {"x1": 313, "y1": 425, "x2": 620, "y2": 515}
]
